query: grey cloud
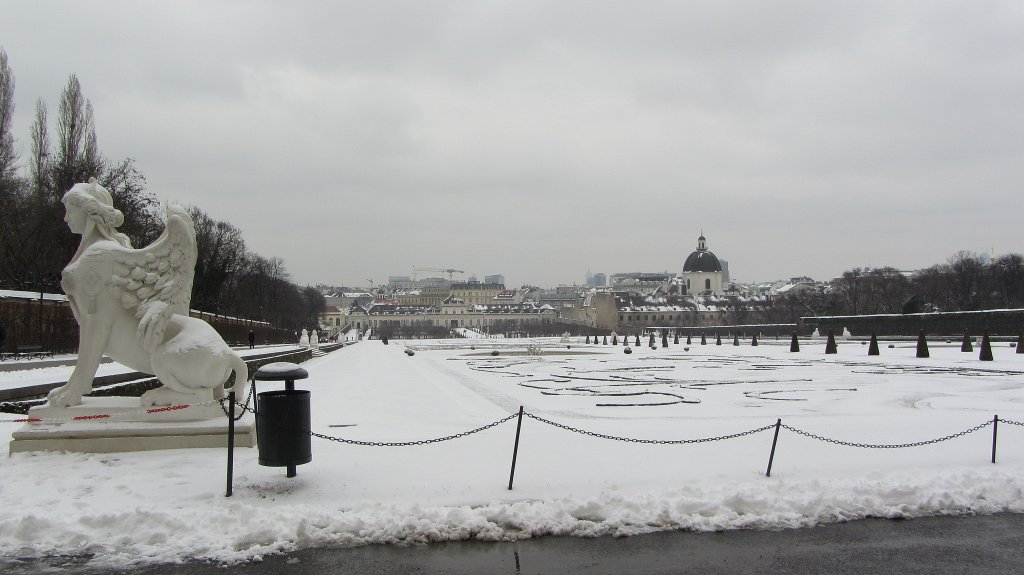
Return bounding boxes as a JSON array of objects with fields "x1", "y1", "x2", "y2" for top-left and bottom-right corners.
[{"x1": 2, "y1": 0, "x2": 1021, "y2": 287}]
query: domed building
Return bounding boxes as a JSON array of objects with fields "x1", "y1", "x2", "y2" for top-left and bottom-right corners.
[{"x1": 682, "y1": 234, "x2": 725, "y2": 294}]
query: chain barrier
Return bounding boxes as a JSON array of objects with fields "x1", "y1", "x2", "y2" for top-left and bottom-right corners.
[
  {"x1": 218, "y1": 381, "x2": 256, "y2": 421},
  {"x1": 309, "y1": 412, "x2": 1011, "y2": 449},
  {"x1": 312, "y1": 412, "x2": 519, "y2": 446},
  {"x1": 524, "y1": 412, "x2": 777, "y2": 444},
  {"x1": 780, "y1": 420, "x2": 994, "y2": 449}
]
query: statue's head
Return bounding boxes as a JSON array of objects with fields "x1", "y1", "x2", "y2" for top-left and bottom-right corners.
[{"x1": 62, "y1": 178, "x2": 131, "y2": 247}]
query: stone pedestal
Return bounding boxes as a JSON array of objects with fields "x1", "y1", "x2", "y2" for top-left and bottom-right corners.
[{"x1": 9, "y1": 397, "x2": 256, "y2": 454}]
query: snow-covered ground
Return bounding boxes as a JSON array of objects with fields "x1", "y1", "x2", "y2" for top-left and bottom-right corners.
[{"x1": 1, "y1": 337, "x2": 1023, "y2": 569}]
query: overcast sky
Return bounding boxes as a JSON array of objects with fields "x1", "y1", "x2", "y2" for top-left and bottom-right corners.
[{"x1": 3, "y1": 1, "x2": 1022, "y2": 288}]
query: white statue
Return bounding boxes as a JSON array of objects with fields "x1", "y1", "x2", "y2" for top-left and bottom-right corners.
[
  {"x1": 48, "y1": 180, "x2": 247, "y2": 408},
  {"x1": 310, "y1": 329, "x2": 319, "y2": 349},
  {"x1": 299, "y1": 328, "x2": 309, "y2": 347}
]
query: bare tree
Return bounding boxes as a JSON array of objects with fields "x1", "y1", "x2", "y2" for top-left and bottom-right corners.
[
  {"x1": 187, "y1": 206, "x2": 247, "y2": 314},
  {"x1": 54, "y1": 75, "x2": 85, "y2": 192},
  {"x1": 911, "y1": 265, "x2": 951, "y2": 311},
  {"x1": 0, "y1": 49, "x2": 17, "y2": 187},
  {"x1": 837, "y1": 268, "x2": 863, "y2": 315},
  {"x1": 28, "y1": 99, "x2": 50, "y2": 200},
  {"x1": 946, "y1": 251, "x2": 986, "y2": 310},
  {"x1": 300, "y1": 286, "x2": 326, "y2": 330},
  {"x1": 103, "y1": 158, "x2": 160, "y2": 247},
  {"x1": 990, "y1": 254, "x2": 1024, "y2": 309},
  {"x1": 53, "y1": 75, "x2": 102, "y2": 198},
  {"x1": 866, "y1": 267, "x2": 911, "y2": 314}
]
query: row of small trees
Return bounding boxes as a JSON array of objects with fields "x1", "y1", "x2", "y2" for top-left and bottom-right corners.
[{"x1": 0, "y1": 49, "x2": 323, "y2": 332}]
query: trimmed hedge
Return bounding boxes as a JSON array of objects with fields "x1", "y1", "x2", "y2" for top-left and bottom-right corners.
[{"x1": 802, "y1": 309, "x2": 1024, "y2": 337}]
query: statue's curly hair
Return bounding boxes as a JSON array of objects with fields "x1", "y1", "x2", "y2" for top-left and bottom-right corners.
[{"x1": 62, "y1": 179, "x2": 132, "y2": 248}]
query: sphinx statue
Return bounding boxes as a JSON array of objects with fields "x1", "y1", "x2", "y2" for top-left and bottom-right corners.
[{"x1": 48, "y1": 179, "x2": 247, "y2": 409}]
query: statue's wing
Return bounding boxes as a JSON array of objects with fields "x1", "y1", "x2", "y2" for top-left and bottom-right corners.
[{"x1": 110, "y1": 205, "x2": 198, "y2": 351}]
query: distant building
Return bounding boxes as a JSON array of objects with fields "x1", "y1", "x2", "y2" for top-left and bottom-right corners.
[
  {"x1": 614, "y1": 292, "x2": 773, "y2": 332},
  {"x1": 388, "y1": 276, "x2": 452, "y2": 290},
  {"x1": 344, "y1": 300, "x2": 558, "y2": 333},
  {"x1": 320, "y1": 305, "x2": 344, "y2": 328},
  {"x1": 393, "y1": 286, "x2": 451, "y2": 307},
  {"x1": 324, "y1": 291, "x2": 374, "y2": 310},
  {"x1": 494, "y1": 288, "x2": 533, "y2": 304},
  {"x1": 536, "y1": 286, "x2": 583, "y2": 312},
  {"x1": 609, "y1": 272, "x2": 673, "y2": 295},
  {"x1": 681, "y1": 234, "x2": 725, "y2": 295},
  {"x1": 484, "y1": 274, "x2": 505, "y2": 285},
  {"x1": 451, "y1": 281, "x2": 506, "y2": 306}
]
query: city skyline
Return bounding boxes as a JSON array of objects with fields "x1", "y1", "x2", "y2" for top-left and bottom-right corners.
[{"x1": 2, "y1": 1, "x2": 1021, "y2": 288}]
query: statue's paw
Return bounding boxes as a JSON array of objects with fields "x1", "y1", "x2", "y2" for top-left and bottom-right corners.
[
  {"x1": 140, "y1": 388, "x2": 167, "y2": 407},
  {"x1": 142, "y1": 386, "x2": 204, "y2": 407},
  {"x1": 47, "y1": 386, "x2": 83, "y2": 408}
]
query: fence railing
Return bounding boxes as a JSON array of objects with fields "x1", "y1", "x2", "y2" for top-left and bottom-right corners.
[
  {"x1": 4, "y1": 392, "x2": 1019, "y2": 497},
  {"x1": 302, "y1": 407, "x2": 1020, "y2": 490}
]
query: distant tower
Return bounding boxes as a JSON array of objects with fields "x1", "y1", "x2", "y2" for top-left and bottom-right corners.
[{"x1": 681, "y1": 233, "x2": 725, "y2": 294}]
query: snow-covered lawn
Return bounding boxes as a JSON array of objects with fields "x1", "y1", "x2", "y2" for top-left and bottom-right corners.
[{"x1": 1, "y1": 337, "x2": 1023, "y2": 568}]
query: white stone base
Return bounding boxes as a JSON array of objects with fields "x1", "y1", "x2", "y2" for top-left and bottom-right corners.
[{"x1": 9, "y1": 397, "x2": 256, "y2": 454}]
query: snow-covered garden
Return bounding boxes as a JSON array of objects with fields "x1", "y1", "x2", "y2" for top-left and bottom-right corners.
[{"x1": 2, "y1": 336, "x2": 1023, "y2": 569}]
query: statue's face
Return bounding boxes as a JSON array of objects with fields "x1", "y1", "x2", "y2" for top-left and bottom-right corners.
[{"x1": 64, "y1": 201, "x2": 88, "y2": 234}]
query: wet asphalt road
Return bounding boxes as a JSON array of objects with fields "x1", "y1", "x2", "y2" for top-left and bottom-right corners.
[{"x1": 5, "y1": 513, "x2": 1024, "y2": 574}]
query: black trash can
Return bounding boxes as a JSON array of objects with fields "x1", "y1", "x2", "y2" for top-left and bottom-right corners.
[{"x1": 256, "y1": 389, "x2": 312, "y2": 468}]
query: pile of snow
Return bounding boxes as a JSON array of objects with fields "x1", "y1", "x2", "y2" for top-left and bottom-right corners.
[{"x1": 1, "y1": 339, "x2": 1023, "y2": 568}]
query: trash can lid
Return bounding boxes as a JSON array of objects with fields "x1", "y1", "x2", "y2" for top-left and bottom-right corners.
[{"x1": 254, "y1": 362, "x2": 309, "y2": 381}]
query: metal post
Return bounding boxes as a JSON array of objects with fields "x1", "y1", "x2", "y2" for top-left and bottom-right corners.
[
  {"x1": 508, "y1": 406, "x2": 524, "y2": 490},
  {"x1": 285, "y1": 377, "x2": 296, "y2": 478},
  {"x1": 37, "y1": 289, "x2": 44, "y2": 353},
  {"x1": 226, "y1": 391, "x2": 236, "y2": 497},
  {"x1": 992, "y1": 415, "x2": 999, "y2": 464},
  {"x1": 766, "y1": 418, "x2": 782, "y2": 478}
]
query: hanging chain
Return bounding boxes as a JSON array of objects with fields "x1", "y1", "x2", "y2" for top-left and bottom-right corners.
[
  {"x1": 524, "y1": 412, "x2": 776, "y2": 444},
  {"x1": 219, "y1": 381, "x2": 256, "y2": 421},
  {"x1": 312, "y1": 412, "x2": 519, "y2": 447},
  {"x1": 781, "y1": 420, "x2": 993, "y2": 449}
]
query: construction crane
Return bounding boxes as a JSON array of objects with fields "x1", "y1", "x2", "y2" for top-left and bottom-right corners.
[
  {"x1": 367, "y1": 278, "x2": 375, "y2": 289},
  {"x1": 413, "y1": 267, "x2": 465, "y2": 281}
]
